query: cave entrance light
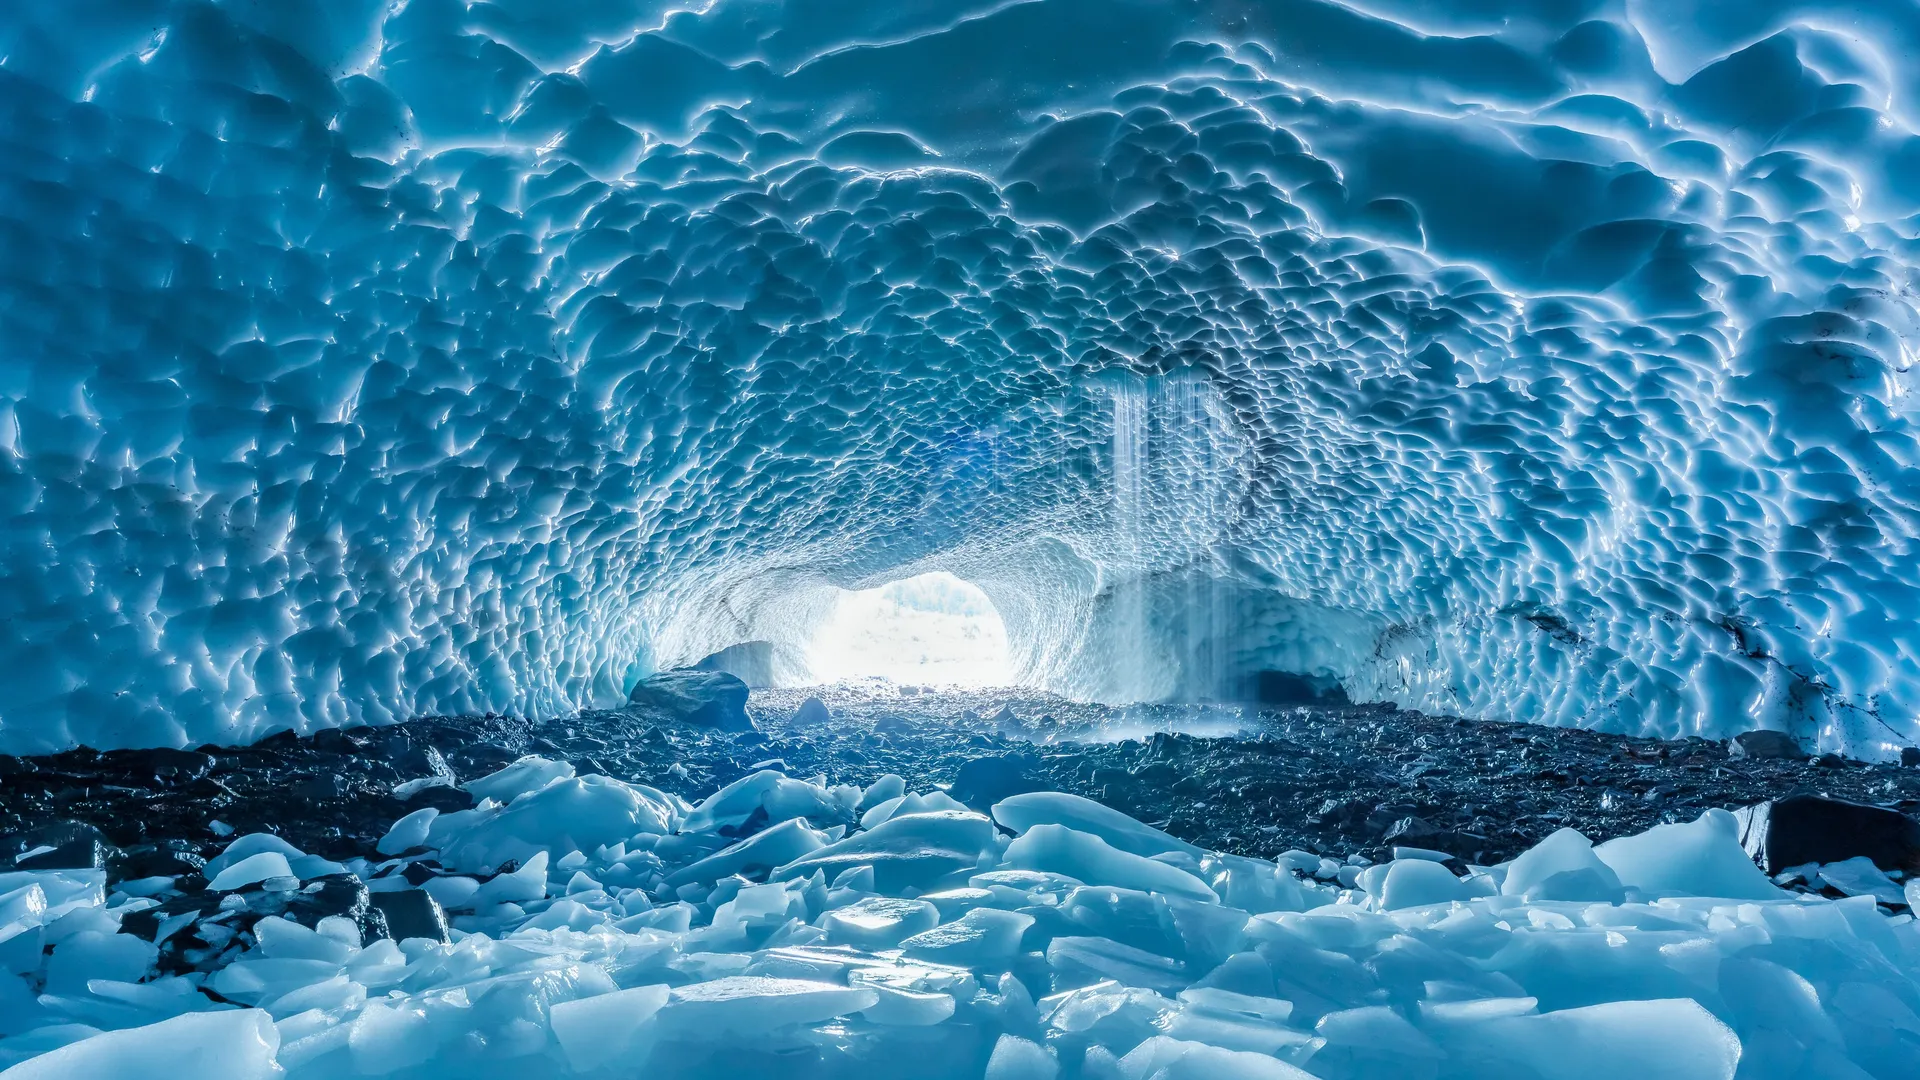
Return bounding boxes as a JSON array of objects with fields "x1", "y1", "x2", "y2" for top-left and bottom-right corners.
[{"x1": 803, "y1": 571, "x2": 1013, "y2": 687}]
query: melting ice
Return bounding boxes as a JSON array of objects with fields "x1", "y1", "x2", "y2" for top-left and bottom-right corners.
[
  {"x1": 4, "y1": 761, "x2": 1918, "y2": 1079},
  {"x1": 3, "y1": 1, "x2": 1920, "y2": 755}
]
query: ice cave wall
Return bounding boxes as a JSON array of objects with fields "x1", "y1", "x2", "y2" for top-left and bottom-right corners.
[{"x1": 2, "y1": 0, "x2": 1920, "y2": 755}]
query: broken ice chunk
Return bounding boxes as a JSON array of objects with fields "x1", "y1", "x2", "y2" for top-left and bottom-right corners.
[
  {"x1": 1428, "y1": 998, "x2": 1741, "y2": 1080},
  {"x1": 550, "y1": 984, "x2": 669, "y2": 1071},
  {"x1": 469, "y1": 850, "x2": 549, "y2": 907},
  {"x1": 464, "y1": 755, "x2": 574, "y2": 803},
  {"x1": 901, "y1": 907, "x2": 1034, "y2": 970},
  {"x1": 376, "y1": 807, "x2": 439, "y2": 856},
  {"x1": 1594, "y1": 809, "x2": 1782, "y2": 900},
  {"x1": 44, "y1": 931, "x2": 156, "y2": 994},
  {"x1": 984, "y1": 1033, "x2": 1060, "y2": 1080},
  {"x1": 1006, "y1": 824, "x2": 1215, "y2": 902},
  {"x1": 206, "y1": 851, "x2": 295, "y2": 891},
  {"x1": 1048, "y1": 935, "x2": 1187, "y2": 995},
  {"x1": 681, "y1": 769, "x2": 850, "y2": 834},
  {"x1": 200, "y1": 835, "x2": 305, "y2": 883},
  {"x1": 992, "y1": 792, "x2": 1205, "y2": 859},
  {"x1": 860, "y1": 791, "x2": 971, "y2": 830},
  {"x1": 1117, "y1": 1034, "x2": 1318, "y2": 1079},
  {"x1": 432, "y1": 775, "x2": 675, "y2": 870},
  {"x1": 1500, "y1": 828, "x2": 1625, "y2": 903},
  {"x1": 0, "y1": 1008, "x2": 280, "y2": 1080},
  {"x1": 656, "y1": 976, "x2": 879, "y2": 1036},
  {"x1": 1369, "y1": 859, "x2": 1470, "y2": 910},
  {"x1": 1813, "y1": 856, "x2": 1906, "y2": 904},
  {"x1": 775, "y1": 810, "x2": 1000, "y2": 893},
  {"x1": 664, "y1": 818, "x2": 827, "y2": 888},
  {"x1": 821, "y1": 896, "x2": 941, "y2": 949}
]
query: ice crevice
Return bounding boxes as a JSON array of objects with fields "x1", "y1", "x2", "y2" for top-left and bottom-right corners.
[{"x1": 5, "y1": 2, "x2": 1920, "y2": 754}]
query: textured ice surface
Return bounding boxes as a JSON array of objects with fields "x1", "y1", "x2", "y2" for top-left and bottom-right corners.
[
  {"x1": 5, "y1": 2, "x2": 1920, "y2": 753},
  {"x1": 3, "y1": 767, "x2": 1919, "y2": 1077}
]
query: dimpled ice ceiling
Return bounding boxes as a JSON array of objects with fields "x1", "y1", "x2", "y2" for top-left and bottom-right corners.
[{"x1": 2, "y1": 0, "x2": 1919, "y2": 755}]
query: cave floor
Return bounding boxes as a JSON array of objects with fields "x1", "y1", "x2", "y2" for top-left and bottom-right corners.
[{"x1": 7, "y1": 685, "x2": 1920, "y2": 872}]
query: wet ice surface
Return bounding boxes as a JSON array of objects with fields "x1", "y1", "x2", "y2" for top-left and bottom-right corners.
[
  {"x1": 7, "y1": 4, "x2": 1920, "y2": 756},
  {"x1": 4, "y1": 690, "x2": 1920, "y2": 1076}
]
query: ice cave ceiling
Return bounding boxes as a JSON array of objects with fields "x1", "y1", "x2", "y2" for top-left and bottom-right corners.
[{"x1": 2, "y1": 0, "x2": 1919, "y2": 755}]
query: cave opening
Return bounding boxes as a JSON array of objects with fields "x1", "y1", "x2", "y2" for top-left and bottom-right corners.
[
  {"x1": 800, "y1": 571, "x2": 1013, "y2": 689},
  {"x1": 7, "y1": 3, "x2": 1920, "y2": 1072}
]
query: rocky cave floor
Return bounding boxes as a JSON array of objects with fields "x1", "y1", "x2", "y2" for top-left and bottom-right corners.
[{"x1": 5, "y1": 683, "x2": 1919, "y2": 887}]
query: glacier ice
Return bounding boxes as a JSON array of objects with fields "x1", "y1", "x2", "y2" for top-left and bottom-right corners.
[
  {"x1": 1, "y1": 1, "x2": 1920, "y2": 754},
  {"x1": 0, "y1": 766, "x2": 1917, "y2": 1076}
]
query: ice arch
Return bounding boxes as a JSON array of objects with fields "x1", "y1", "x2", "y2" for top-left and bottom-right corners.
[{"x1": 2, "y1": 1, "x2": 1919, "y2": 755}]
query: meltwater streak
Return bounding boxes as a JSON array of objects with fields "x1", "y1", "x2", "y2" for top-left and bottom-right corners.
[{"x1": 1097, "y1": 375, "x2": 1242, "y2": 706}]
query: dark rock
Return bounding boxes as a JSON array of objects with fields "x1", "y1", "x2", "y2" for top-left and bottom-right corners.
[
  {"x1": 311, "y1": 728, "x2": 365, "y2": 754},
  {"x1": 1365, "y1": 803, "x2": 1420, "y2": 834},
  {"x1": 1243, "y1": 669, "x2": 1352, "y2": 707},
  {"x1": 1382, "y1": 816, "x2": 1487, "y2": 859},
  {"x1": 1311, "y1": 798, "x2": 1371, "y2": 829},
  {"x1": 1131, "y1": 762, "x2": 1177, "y2": 784},
  {"x1": 16, "y1": 835, "x2": 109, "y2": 871},
  {"x1": 1383, "y1": 816, "x2": 1443, "y2": 844},
  {"x1": 371, "y1": 889, "x2": 450, "y2": 943},
  {"x1": 627, "y1": 669, "x2": 754, "y2": 731},
  {"x1": 294, "y1": 773, "x2": 350, "y2": 800},
  {"x1": 120, "y1": 892, "x2": 220, "y2": 942},
  {"x1": 791, "y1": 697, "x2": 831, "y2": 727},
  {"x1": 111, "y1": 841, "x2": 205, "y2": 881},
  {"x1": 947, "y1": 754, "x2": 1041, "y2": 811},
  {"x1": 1727, "y1": 729, "x2": 1806, "y2": 760},
  {"x1": 106, "y1": 747, "x2": 214, "y2": 784},
  {"x1": 1734, "y1": 794, "x2": 1920, "y2": 875},
  {"x1": 402, "y1": 784, "x2": 475, "y2": 813},
  {"x1": 249, "y1": 874, "x2": 375, "y2": 930},
  {"x1": 8, "y1": 821, "x2": 112, "y2": 870},
  {"x1": 1902, "y1": 746, "x2": 1920, "y2": 768},
  {"x1": 1147, "y1": 732, "x2": 1192, "y2": 760}
]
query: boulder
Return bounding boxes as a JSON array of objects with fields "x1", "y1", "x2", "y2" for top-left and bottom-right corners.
[
  {"x1": 8, "y1": 821, "x2": 113, "y2": 870},
  {"x1": 1727, "y1": 729, "x2": 1806, "y2": 760},
  {"x1": 1733, "y1": 794, "x2": 1920, "y2": 875},
  {"x1": 15, "y1": 835, "x2": 110, "y2": 872},
  {"x1": 947, "y1": 754, "x2": 1041, "y2": 811},
  {"x1": 790, "y1": 696, "x2": 831, "y2": 727},
  {"x1": 371, "y1": 888, "x2": 450, "y2": 943},
  {"x1": 627, "y1": 669, "x2": 754, "y2": 731},
  {"x1": 1383, "y1": 816, "x2": 1488, "y2": 861}
]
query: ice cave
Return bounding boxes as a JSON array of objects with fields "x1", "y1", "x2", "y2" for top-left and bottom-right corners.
[{"x1": 4, "y1": 1, "x2": 1920, "y2": 1077}]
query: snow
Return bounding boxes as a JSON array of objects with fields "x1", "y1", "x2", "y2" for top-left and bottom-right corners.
[
  {"x1": 4, "y1": 767, "x2": 1920, "y2": 1077},
  {"x1": 3, "y1": 1, "x2": 1920, "y2": 756}
]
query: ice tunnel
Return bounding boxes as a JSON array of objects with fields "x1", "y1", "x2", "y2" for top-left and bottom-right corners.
[{"x1": 4, "y1": 0, "x2": 1920, "y2": 758}]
